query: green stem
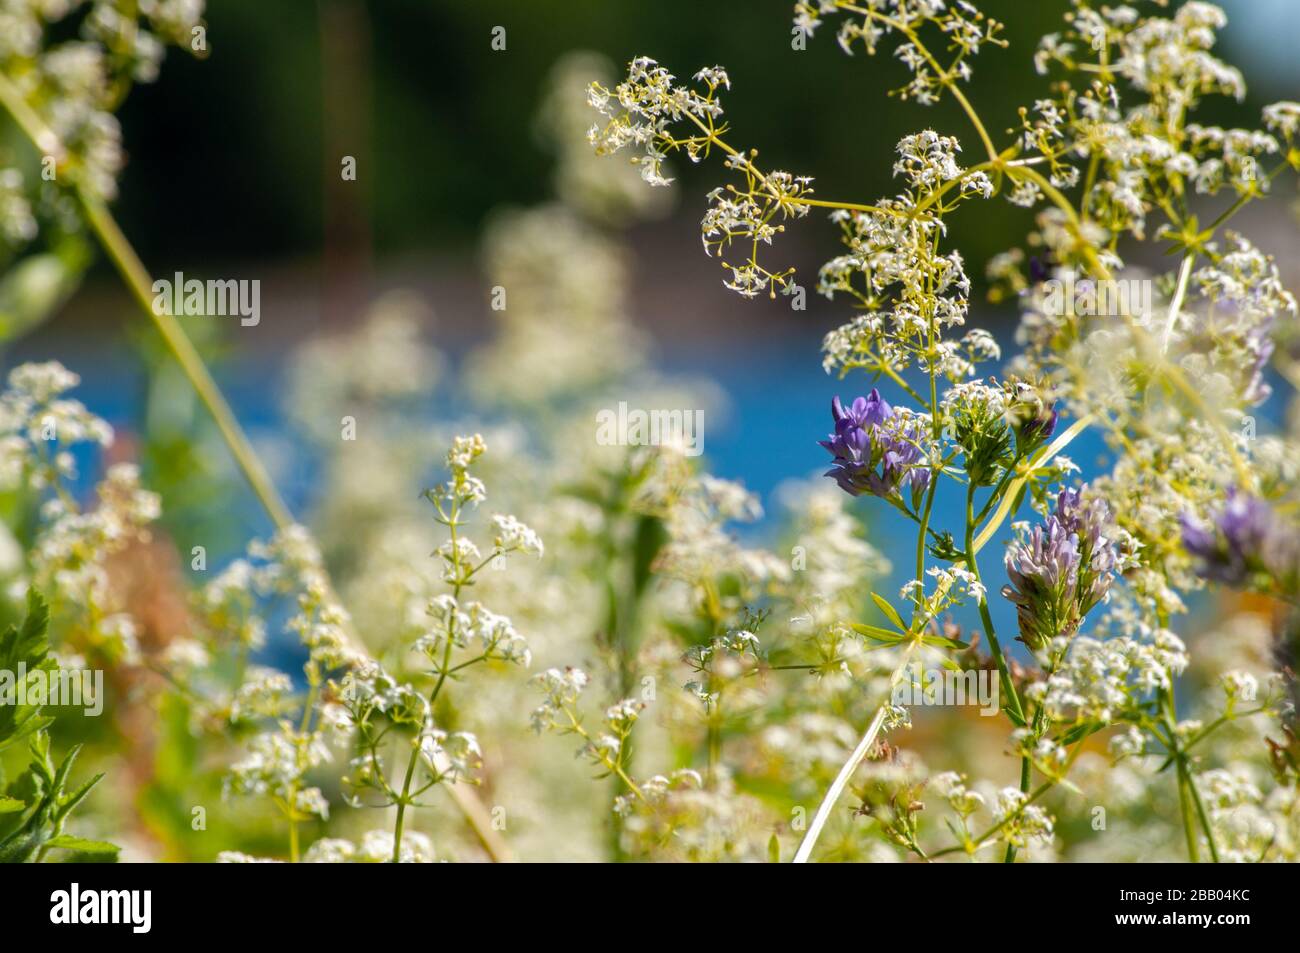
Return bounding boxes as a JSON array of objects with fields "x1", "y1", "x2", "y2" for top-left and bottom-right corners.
[
  {"x1": 1186, "y1": 764, "x2": 1221, "y2": 864},
  {"x1": 963, "y1": 481, "x2": 1028, "y2": 862},
  {"x1": 1174, "y1": 755, "x2": 1201, "y2": 862},
  {"x1": 286, "y1": 676, "x2": 320, "y2": 863},
  {"x1": 964, "y1": 483, "x2": 1024, "y2": 728},
  {"x1": 390, "y1": 739, "x2": 420, "y2": 864},
  {"x1": 1162, "y1": 686, "x2": 1219, "y2": 863},
  {"x1": 841, "y1": 2, "x2": 998, "y2": 160},
  {"x1": 393, "y1": 512, "x2": 463, "y2": 862}
]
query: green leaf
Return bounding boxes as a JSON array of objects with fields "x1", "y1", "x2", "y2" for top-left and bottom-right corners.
[
  {"x1": 0, "y1": 590, "x2": 53, "y2": 748},
  {"x1": 0, "y1": 240, "x2": 91, "y2": 343},
  {"x1": 52, "y1": 744, "x2": 83, "y2": 797},
  {"x1": 0, "y1": 589, "x2": 50, "y2": 673},
  {"x1": 0, "y1": 714, "x2": 53, "y2": 754},
  {"x1": 848, "y1": 622, "x2": 904, "y2": 644},
  {"x1": 869, "y1": 592, "x2": 907, "y2": 632},
  {"x1": 0, "y1": 796, "x2": 25, "y2": 814},
  {"x1": 44, "y1": 835, "x2": 120, "y2": 855},
  {"x1": 55, "y1": 772, "x2": 104, "y2": 823},
  {"x1": 27, "y1": 732, "x2": 54, "y2": 786},
  {"x1": 920, "y1": 633, "x2": 971, "y2": 651},
  {"x1": 767, "y1": 833, "x2": 780, "y2": 864},
  {"x1": 630, "y1": 515, "x2": 668, "y2": 600}
]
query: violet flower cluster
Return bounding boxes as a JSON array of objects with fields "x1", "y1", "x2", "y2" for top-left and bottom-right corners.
[
  {"x1": 1003, "y1": 487, "x2": 1119, "y2": 650},
  {"x1": 1181, "y1": 490, "x2": 1298, "y2": 591},
  {"x1": 819, "y1": 391, "x2": 931, "y2": 502}
]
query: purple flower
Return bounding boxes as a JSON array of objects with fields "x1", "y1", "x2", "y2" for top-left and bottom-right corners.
[
  {"x1": 1003, "y1": 486, "x2": 1118, "y2": 649},
  {"x1": 820, "y1": 391, "x2": 930, "y2": 500},
  {"x1": 1019, "y1": 402, "x2": 1059, "y2": 446},
  {"x1": 1028, "y1": 254, "x2": 1054, "y2": 285},
  {"x1": 1181, "y1": 489, "x2": 1294, "y2": 588}
]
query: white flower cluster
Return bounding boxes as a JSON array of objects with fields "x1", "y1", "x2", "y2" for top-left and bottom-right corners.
[
  {"x1": 794, "y1": 0, "x2": 1005, "y2": 104},
  {"x1": 929, "y1": 770, "x2": 985, "y2": 816},
  {"x1": 211, "y1": 526, "x2": 363, "y2": 835},
  {"x1": 469, "y1": 205, "x2": 647, "y2": 404},
  {"x1": 817, "y1": 142, "x2": 989, "y2": 380},
  {"x1": 330, "y1": 435, "x2": 538, "y2": 847},
  {"x1": 586, "y1": 55, "x2": 723, "y2": 187},
  {"x1": 225, "y1": 730, "x2": 332, "y2": 821},
  {"x1": 652, "y1": 466, "x2": 791, "y2": 591},
  {"x1": 893, "y1": 130, "x2": 992, "y2": 197},
  {"x1": 491, "y1": 513, "x2": 544, "y2": 558},
  {"x1": 529, "y1": 666, "x2": 590, "y2": 734},
  {"x1": 29, "y1": 463, "x2": 159, "y2": 661},
  {"x1": 1186, "y1": 232, "x2": 1297, "y2": 405},
  {"x1": 992, "y1": 787, "x2": 1055, "y2": 850},
  {"x1": 589, "y1": 56, "x2": 820, "y2": 297},
  {"x1": 0, "y1": 361, "x2": 112, "y2": 490},
  {"x1": 302, "y1": 830, "x2": 435, "y2": 864},
  {"x1": 416, "y1": 595, "x2": 531, "y2": 666},
  {"x1": 900, "y1": 565, "x2": 986, "y2": 616},
  {"x1": 1026, "y1": 629, "x2": 1189, "y2": 725}
]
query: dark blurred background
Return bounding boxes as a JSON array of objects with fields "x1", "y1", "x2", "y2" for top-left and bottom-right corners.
[{"x1": 109, "y1": 0, "x2": 1297, "y2": 263}]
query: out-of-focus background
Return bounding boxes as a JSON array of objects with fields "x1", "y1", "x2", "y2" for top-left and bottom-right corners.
[
  {"x1": 1, "y1": 0, "x2": 1297, "y2": 864},
  {"x1": 8, "y1": 0, "x2": 1295, "y2": 634}
]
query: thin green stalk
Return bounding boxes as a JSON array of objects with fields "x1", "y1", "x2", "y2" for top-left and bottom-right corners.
[
  {"x1": 390, "y1": 740, "x2": 420, "y2": 864},
  {"x1": 964, "y1": 482, "x2": 1025, "y2": 728},
  {"x1": 393, "y1": 510, "x2": 463, "y2": 863},
  {"x1": 1174, "y1": 756, "x2": 1201, "y2": 862},
  {"x1": 0, "y1": 72, "x2": 292, "y2": 527},
  {"x1": 840, "y1": 1, "x2": 998, "y2": 160},
  {"x1": 81, "y1": 197, "x2": 295, "y2": 528},
  {"x1": 287, "y1": 676, "x2": 321, "y2": 863},
  {"x1": 1162, "y1": 685, "x2": 1220, "y2": 863},
  {"x1": 973, "y1": 415, "x2": 1094, "y2": 553},
  {"x1": 1160, "y1": 251, "x2": 1195, "y2": 354},
  {"x1": 1186, "y1": 762, "x2": 1221, "y2": 864},
  {"x1": 791, "y1": 644, "x2": 917, "y2": 863},
  {"x1": 963, "y1": 481, "x2": 1028, "y2": 862},
  {"x1": 794, "y1": 400, "x2": 939, "y2": 864}
]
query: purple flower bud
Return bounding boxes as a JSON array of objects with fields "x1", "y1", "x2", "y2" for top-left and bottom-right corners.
[
  {"x1": 1002, "y1": 485, "x2": 1117, "y2": 649},
  {"x1": 1028, "y1": 254, "x2": 1053, "y2": 285},
  {"x1": 1022, "y1": 403, "x2": 1059, "y2": 444}
]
